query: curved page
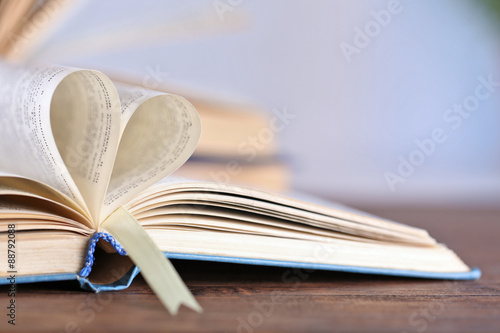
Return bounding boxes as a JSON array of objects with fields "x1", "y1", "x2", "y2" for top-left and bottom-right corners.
[
  {"x1": 100, "y1": 84, "x2": 201, "y2": 221},
  {"x1": 0, "y1": 63, "x2": 122, "y2": 224}
]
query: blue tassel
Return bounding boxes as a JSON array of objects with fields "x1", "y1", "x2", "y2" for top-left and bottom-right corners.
[{"x1": 78, "y1": 232, "x2": 127, "y2": 277}]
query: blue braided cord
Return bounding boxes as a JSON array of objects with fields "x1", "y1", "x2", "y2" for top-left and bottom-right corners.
[{"x1": 78, "y1": 232, "x2": 127, "y2": 277}]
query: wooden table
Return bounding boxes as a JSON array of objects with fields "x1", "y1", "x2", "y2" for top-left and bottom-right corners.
[{"x1": 1, "y1": 207, "x2": 499, "y2": 332}]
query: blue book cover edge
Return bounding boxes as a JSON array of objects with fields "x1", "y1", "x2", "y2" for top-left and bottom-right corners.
[{"x1": 0, "y1": 252, "x2": 481, "y2": 289}]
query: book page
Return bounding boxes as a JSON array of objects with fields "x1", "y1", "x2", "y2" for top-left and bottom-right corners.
[
  {"x1": 0, "y1": 176, "x2": 91, "y2": 227},
  {"x1": 100, "y1": 84, "x2": 201, "y2": 221},
  {"x1": 0, "y1": 62, "x2": 122, "y2": 224},
  {"x1": 146, "y1": 229, "x2": 470, "y2": 274},
  {"x1": 0, "y1": 231, "x2": 88, "y2": 278},
  {"x1": 124, "y1": 177, "x2": 435, "y2": 245},
  {"x1": 50, "y1": 69, "x2": 122, "y2": 223}
]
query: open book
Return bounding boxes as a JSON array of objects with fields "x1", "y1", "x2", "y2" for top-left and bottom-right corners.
[{"x1": 0, "y1": 63, "x2": 480, "y2": 314}]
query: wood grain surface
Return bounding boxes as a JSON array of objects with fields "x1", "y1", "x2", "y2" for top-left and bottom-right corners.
[{"x1": 1, "y1": 207, "x2": 499, "y2": 332}]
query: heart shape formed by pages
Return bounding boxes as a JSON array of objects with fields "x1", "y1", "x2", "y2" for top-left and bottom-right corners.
[{"x1": 0, "y1": 63, "x2": 200, "y2": 226}]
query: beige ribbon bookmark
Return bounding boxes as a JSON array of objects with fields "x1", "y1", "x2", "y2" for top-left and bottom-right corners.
[{"x1": 101, "y1": 207, "x2": 202, "y2": 314}]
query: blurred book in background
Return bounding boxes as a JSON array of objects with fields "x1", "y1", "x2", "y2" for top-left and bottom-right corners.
[
  {"x1": 0, "y1": 0, "x2": 81, "y2": 60},
  {"x1": 172, "y1": 94, "x2": 289, "y2": 192},
  {"x1": 175, "y1": 159, "x2": 289, "y2": 193},
  {"x1": 111, "y1": 76, "x2": 289, "y2": 192}
]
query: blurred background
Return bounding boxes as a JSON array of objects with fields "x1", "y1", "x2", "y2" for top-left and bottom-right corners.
[{"x1": 1, "y1": 0, "x2": 499, "y2": 207}]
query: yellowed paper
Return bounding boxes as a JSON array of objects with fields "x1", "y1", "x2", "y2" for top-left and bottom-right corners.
[
  {"x1": 101, "y1": 84, "x2": 201, "y2": 220},
  {"x1": 0, "y1": 63, "x2": 123, "y2": 225}
]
